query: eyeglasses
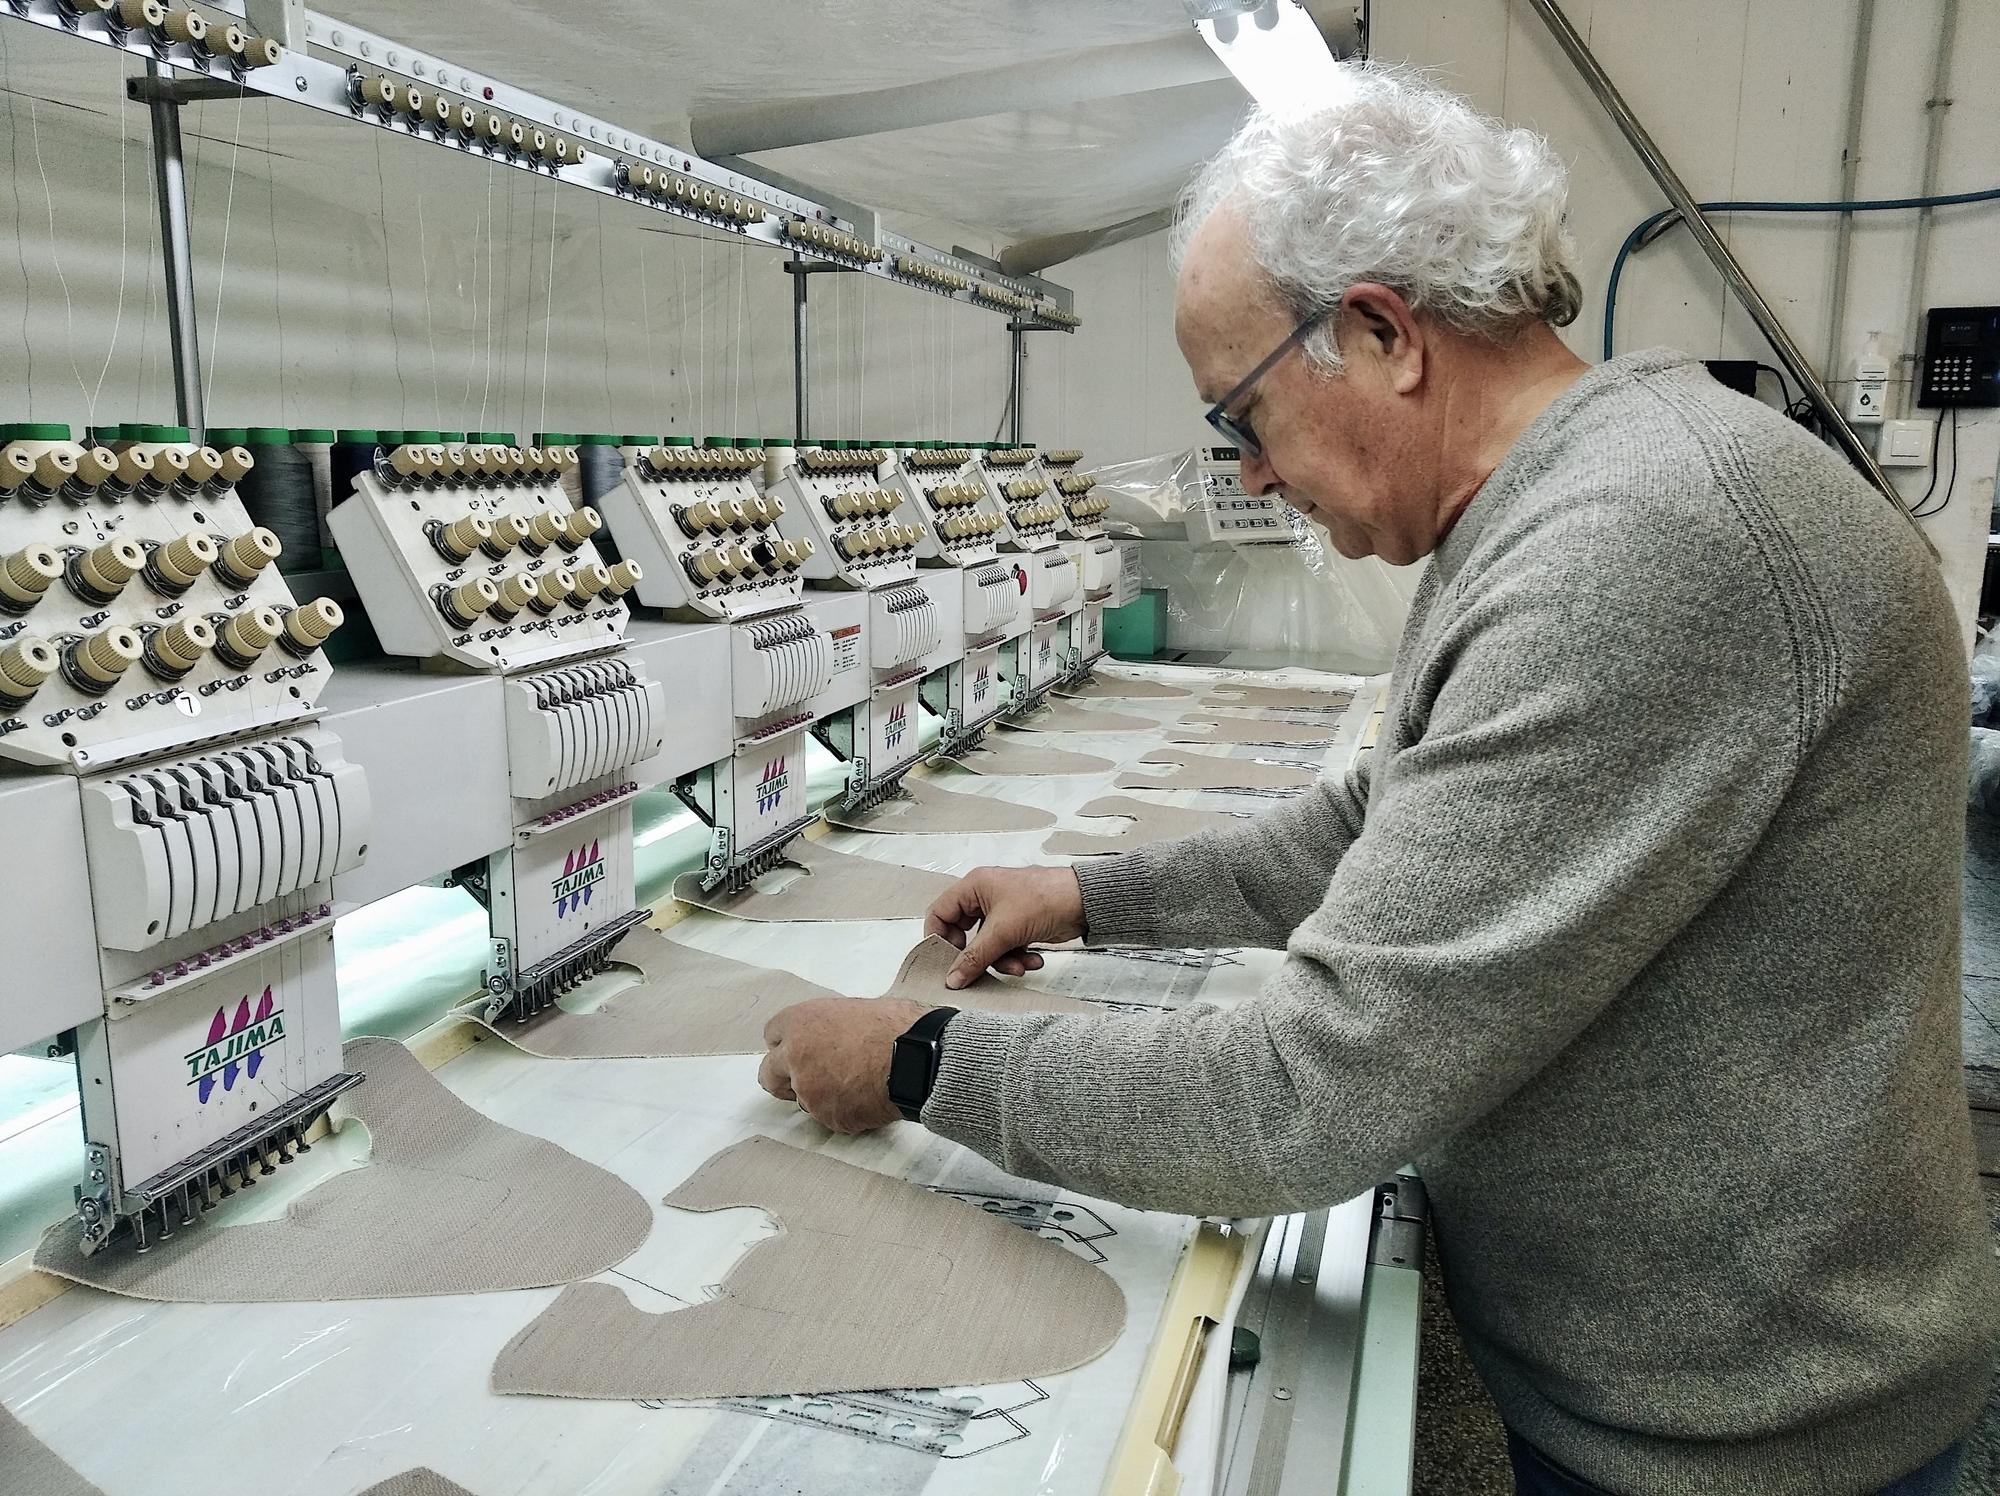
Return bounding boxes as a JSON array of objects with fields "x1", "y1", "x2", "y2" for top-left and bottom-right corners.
[{"x1": 1203, "y1": 308, "x2": 1331, "y2": 458}]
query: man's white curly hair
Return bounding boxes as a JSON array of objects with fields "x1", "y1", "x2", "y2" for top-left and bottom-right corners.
[{"x1": 1174, "y1": 63, "x2": 1582, "y2": 371}]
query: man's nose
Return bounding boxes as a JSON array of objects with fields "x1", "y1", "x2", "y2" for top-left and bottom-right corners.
[{"x1": 1240, "y1": 448, "x2": 1277, "y2": 496}]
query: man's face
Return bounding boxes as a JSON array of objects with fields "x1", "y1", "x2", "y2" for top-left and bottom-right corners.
[{"x1": 1175, "y1": 207, "x2": 1435, "y2": 565}]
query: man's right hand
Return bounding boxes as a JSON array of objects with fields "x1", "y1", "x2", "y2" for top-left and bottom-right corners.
[{"x1": 924, "y1": 865, "x2": 1087, "y2": 989}]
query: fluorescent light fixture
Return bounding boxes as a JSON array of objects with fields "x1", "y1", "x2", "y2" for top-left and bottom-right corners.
[{"x1": 1187, "y1": 0, "x2": 1351, "y2": 110}]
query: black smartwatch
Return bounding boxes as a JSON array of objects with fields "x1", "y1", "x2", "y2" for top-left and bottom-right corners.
[{"x1": 887, "y1": 1007, "x2": 958, "y2": 1123}]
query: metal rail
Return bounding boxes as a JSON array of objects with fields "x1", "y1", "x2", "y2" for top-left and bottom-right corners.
[
  {"x1": 0, "y1": 1, "x2": 1075, "y2": 327},
  {"x1": 1524, "y1": 0, "x2": 1926, "y2": 546}
]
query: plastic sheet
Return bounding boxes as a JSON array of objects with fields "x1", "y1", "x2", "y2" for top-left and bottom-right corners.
[
  {"x1": 0, "y1": 663, "x2": 1379, "y2": 1496},
  {"x1": 1089, "y1": 448, "x2": 1418, "y2": 674}
]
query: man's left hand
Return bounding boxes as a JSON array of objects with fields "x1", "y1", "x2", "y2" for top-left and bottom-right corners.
[{"x1": 759, "y1": 997, "x2": 933, "y2": 1134}]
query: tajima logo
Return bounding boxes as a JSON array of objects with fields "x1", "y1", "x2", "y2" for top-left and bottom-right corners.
[
  {"x1": 185, "y1": 988, "x2": 284, "y2": 1103},
  {"x1": 884, "y1": 701, "x2": 909, "y2": 750},
  {"x1": 972, "y1": 664, "x2": 991, "y2": 703},
  {"x1": 756, "y1": 756, "x2": 791, "y2": 815},
  {"x1": 553, "y1": 840, "x2": 605, "y2": 917}
]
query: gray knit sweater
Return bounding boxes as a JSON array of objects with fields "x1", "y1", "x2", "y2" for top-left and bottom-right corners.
[{"x1": 924, "y1": 351, "x2": 1997, "y2": 1495}]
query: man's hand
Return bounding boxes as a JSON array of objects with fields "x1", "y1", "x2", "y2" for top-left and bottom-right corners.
[
  {"x1": 759, "y1": 996, "x2": 931, "y2": 1134},
  {"x1": 925, "y1": 864, "x2": 1087, "y2": 989}
]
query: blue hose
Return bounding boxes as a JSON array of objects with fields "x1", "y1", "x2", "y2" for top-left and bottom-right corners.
[{"x1": 1602, "y1": 185, "x2": 2000, "y2": 361}]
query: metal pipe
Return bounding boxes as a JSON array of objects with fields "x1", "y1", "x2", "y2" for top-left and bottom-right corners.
[
  {"x1": 144, "y1": 60, "x2": 203, "y2": 437},
  {"x1": 1900, "y1": 0, "x2": 1958, "y2": 416},
  {"x1": 1822, "y1": 0, "x2": 1875, "y2": 379},
  {"x1": 1010, "y1": 328, "x2": 1026, "y2": 445},
  {"x1": 691, "y1": 35, "x2": 1226, "y2": 158},
  {"x1": 790, "y1": 254, "x2": 809, "y2": 441},
  {"x1": 1523, "y1": 0, "x2": 1917, "y2": 536},
  {"x1": 1001, "y1": 205, "x2": 1176, "y2": 278}
]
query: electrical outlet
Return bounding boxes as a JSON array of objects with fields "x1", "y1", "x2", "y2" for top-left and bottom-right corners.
[{"x1": 1879, "y1": 419, "x2": 1934, "y2": 468}]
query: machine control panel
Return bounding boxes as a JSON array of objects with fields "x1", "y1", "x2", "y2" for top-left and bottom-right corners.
[
  {"x1": 329, "y1": 438, "x2": 637, "y2": 670},
  {"x1": 595, "y1": 439, "x2": 810, "y2": 621},
  {"x1": 0, "y1": 427, "x2": 342, "y2": 772},
  {"x1": 1186, "y1": 445, "x2": 1293, "y2": 545}
]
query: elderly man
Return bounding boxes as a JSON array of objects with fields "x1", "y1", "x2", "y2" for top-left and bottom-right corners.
[{"x1": 759, "y1": 66, "x2": 1995, "y2": 1496}]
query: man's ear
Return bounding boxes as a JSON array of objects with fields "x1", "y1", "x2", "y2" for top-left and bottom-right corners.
[{"x1": 1339, "y1": 282, "x2": 1425, "y2": 394}]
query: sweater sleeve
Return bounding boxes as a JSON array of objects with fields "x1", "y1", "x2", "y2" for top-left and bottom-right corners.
[
  {"x1": 922, "y1": 523, "x2": 1811, "y2": 1216},
  {"x1": 1070, "y1": 755, "x2": 1373, "y2": 950}
]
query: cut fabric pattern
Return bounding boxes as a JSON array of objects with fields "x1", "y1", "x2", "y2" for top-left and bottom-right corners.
[
  {"x1": 823, "y1": 776, "x2": 1057, "y2": 835},
  {"x1": 1055, "y1": 673, "x2": 1193, "y2": 702},
  {"x1": 1041, "y1": 795, "x2": 1245, "y2": 857},
  {"x1": 1115, "y1": 750, "x2": 1317, "y2": 794},
  {"x1": 34, "y1": 1038, "x2": 652, "y2": 1303},
  {"x1": 358, "y1": 1472, "x2": 479, "y2": 1496},
  {"x1": 1001, "y1": 699, "x2": 1155, "y2": 734},
  {"x1": 1199, "y1": 684, "x2": 1353, "y2": 713},
  {"x1": 944, "y1": 738, "x2": 1114, "y2": 777},
  {"x1": 1166, "y1": 712, "x2": 1336, "y2": 748},
  {"x1": 886, "y1": 934, "x2": 1100, "y2": 1015},
  {"x1": 490, "y1": 1136, "x2": 1125, "y2": 1400},
  {"x1": 0, "y1": 1404, "x2": 104, "y2": 1496},
  {"x1": 673, "y1": 838, "x2": 957, "y2": 923},
  {"x1": 465, "y1": 925, "x2": 841, "y2": 1058}
]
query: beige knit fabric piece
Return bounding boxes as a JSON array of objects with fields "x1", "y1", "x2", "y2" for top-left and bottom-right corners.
[
  {"x1": 490, "y1": 1136, "x2": 1125, "y2": 1399},
  {"x1": 468, "y1": 926, "x2": 842, "y2": 1058},
  {"x1": 1115, "y1": 750, "x2": 1317, "y2": 794},
  {"x1": 34, "y1": 1038, "x2": 652, "y2": 1302},
  {"x1": 672, "y1": 839, "x2": 956, "y2": 923},
  {"x1": 1042, "y1": 795, "x2": 1243, "y2": 858},
  {"x1": 945, "y1": 738, "x2": 1114, "y2": 776},
  {"x1": 1198, "y1": 685, "x2": 1353, "y2": 713},
  {"x1": 0, "y1": 1404, "x2": 103, "y2": 1496},
  {"x1": 887, "y1": 934, "x2": 1099, "y2": 1015},
  {"x1": 1001, "y1": 699, "x2": 1155, "y2": 734},
  {"x1": 358, "y1": 1471, "x2": 478, "y2": 1496},
  {"x1": 822, "y1": 776, "x2": 1057, "y2": 835},
  {"x1": 1055, "y1": 673, "x2": 1193, "y2": 702},
  {"x1": 1165, "y1": 712, "x2": 1336, "y2": 748}
]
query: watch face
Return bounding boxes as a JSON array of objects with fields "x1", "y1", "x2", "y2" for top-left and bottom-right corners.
[{"x1": 888, "y1": 1034, "x2": 935, "y2": 1113}]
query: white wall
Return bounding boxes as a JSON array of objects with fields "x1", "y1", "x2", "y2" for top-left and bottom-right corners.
[
  {"x1": 1026, "y1": 0, "x2": 2000, "y2": 645},
  {"x1": 0, "y1": 20, "x2": 1016, "y2": 445}
]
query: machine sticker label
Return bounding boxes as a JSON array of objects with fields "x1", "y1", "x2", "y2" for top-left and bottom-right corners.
[
  {"x1": 186, "y1": 989, "x2": 284, "y2": 1103},
  {"x1": 972, "y1": 665, "x2": 992, "y2": 705},
  {"x1": 828, "y1": 624, "x2": 862, "y2": 674},
  {"x1": 884, "y1": 701, "x2": 909, "y2": 752},
  {"x1": 756, "y1": 756, "x2": 792, "y2": 816},
  {"x1": 553, "y1": 840, "x2": 605, "y2": 917}
]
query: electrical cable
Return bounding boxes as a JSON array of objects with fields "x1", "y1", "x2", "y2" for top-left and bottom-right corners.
[
  {"x1": 1603, "y1": 184, "x2": 2000, "y2": 361},
  {"x1": 1752, "y1": 361, "x2": 1795, "y2": 409},
  {"x1": 1910, "y1": 404, "x2": 1959, "y2": 519}
]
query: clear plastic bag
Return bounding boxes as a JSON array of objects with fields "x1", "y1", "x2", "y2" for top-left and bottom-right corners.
[{"x1": 1092, "y1": 447, "x2": 1418, "y2": 673}]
